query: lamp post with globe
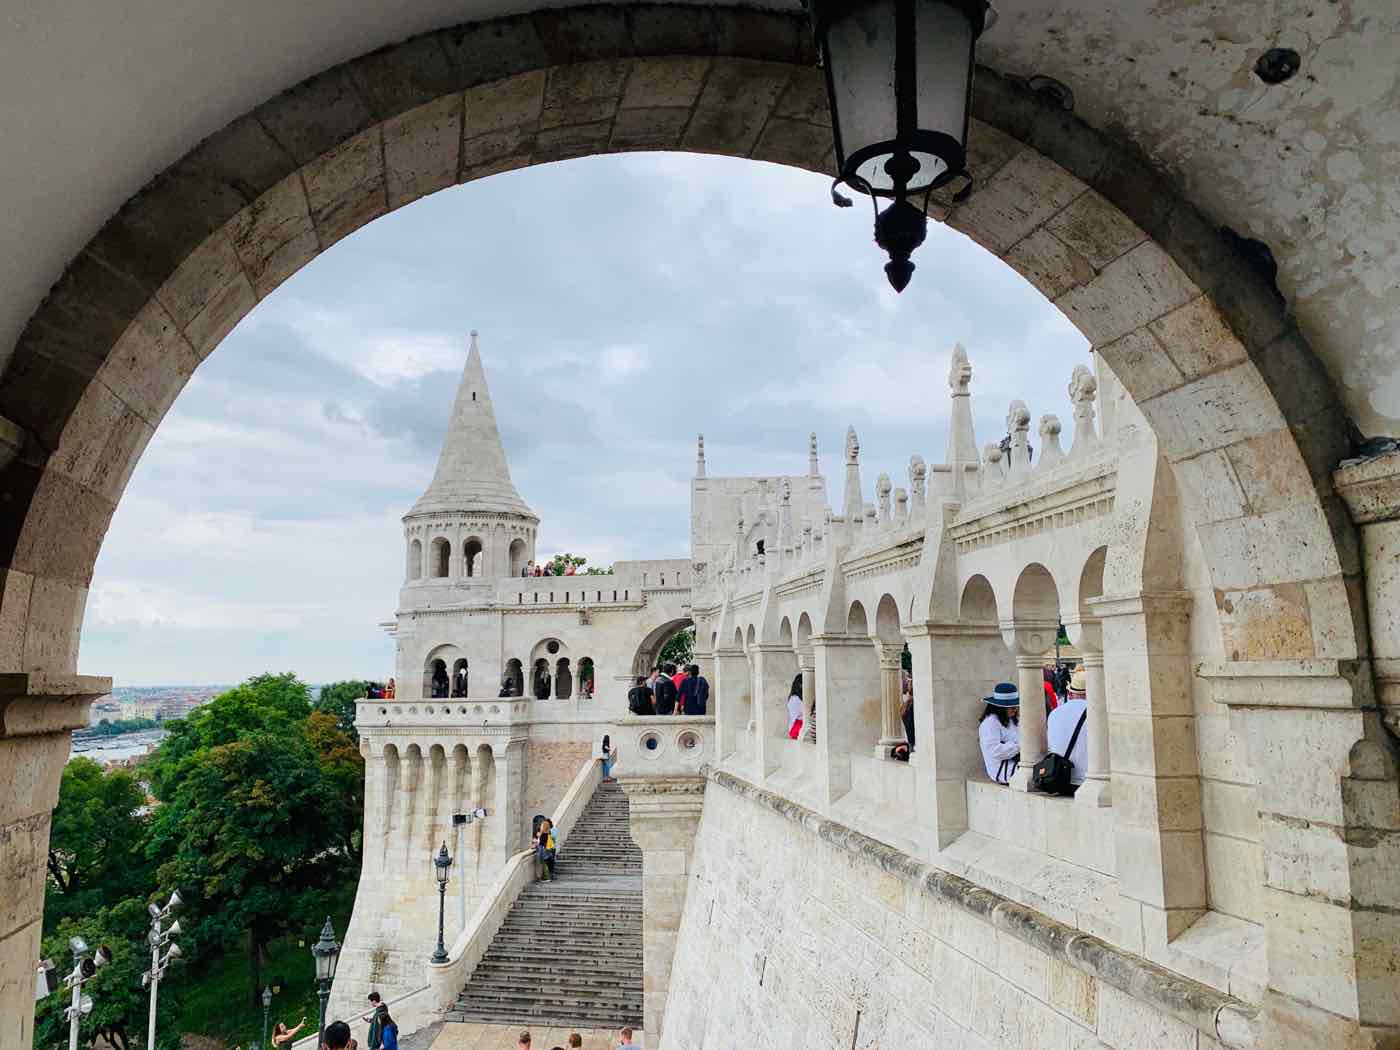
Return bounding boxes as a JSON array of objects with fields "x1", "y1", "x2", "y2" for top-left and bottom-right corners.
[
  {"x1": 310, "y1": 917, "x2": 341, "y2": 1049},
  {"x1": 431, "y1": 842, "x2": 454, "y2": 964}
]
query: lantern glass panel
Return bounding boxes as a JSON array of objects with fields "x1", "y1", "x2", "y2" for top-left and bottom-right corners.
[
  {"x1": 912, "y1": 0, "x2": 973, "y2": 158},
  {"x1": 825, "y1": 0, "x2": 898, "y2": 182}
]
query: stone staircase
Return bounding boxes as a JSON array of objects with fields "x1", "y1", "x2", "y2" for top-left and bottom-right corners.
[{"x1": 448, "y1": 781, "x2": 644, "y2": 1028}]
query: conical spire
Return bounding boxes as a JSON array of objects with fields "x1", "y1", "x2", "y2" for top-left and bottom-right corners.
[{"x1": 408, "y1": 332, "x2": 536, "y2": 519}]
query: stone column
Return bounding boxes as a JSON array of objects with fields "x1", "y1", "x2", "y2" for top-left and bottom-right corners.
[
  {"x1": 618, "y1": 775, "x2": 706, "y2": 1044},
  {"x1": 489, "y1": 737, "x2": 526, "y2": 861},
  {"x1": 1089, "y1": 592, "x2": 1205, "y2": 950},
  {"x1": 1010, "y1": 653, "x2": 1048, "y2": 791},
  {"x1": 1202, "y1": 661, "x2": 1400, "y2": 1049},
  {"x1": 751, "y1": 643, "x2": 796, "y2": 779},
  {"x1": 1063, "y1": 613, "x2": 1111, "y2": 807},
  {"x1": 798, "y1": 650, "x2": 817, "y2": 743},
  {"x1": 712, "y1": 647, "x2": 749, "y2": 761},
  {"x1": 0, "y1": 673, "x2": 110, "y2": 1047},
  {"x1": 875, "y1": 645, "x2": 904, "y2": 756},
  {"x1": 1077, "y1": 652, "x2": 1111, "y2": 806}
]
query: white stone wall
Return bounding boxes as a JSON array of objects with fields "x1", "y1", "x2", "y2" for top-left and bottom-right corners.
[{"x1": 662, "y1": 773, "x2": 1252, "y2": 1050}]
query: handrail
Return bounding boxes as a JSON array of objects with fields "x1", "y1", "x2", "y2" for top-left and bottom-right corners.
[{"x1": 423, "y1": 753, "x2": 604, "y2": 1015}]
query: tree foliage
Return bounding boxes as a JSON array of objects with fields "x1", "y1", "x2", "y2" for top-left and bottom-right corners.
[
  {"x1": 314, "y1": 679, "x2": 370, "y2": 742},
  {"x1": 658, "y1": 626, "x2": 695, "y2": 668}
]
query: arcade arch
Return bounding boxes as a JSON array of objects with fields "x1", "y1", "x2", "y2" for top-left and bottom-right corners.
[
  {"x1": 0, "y1": 8, "x2": 1388, "y2": 1046},
  {"x1": 430, "y1": 537, "x2": 451, "y2": 579}
]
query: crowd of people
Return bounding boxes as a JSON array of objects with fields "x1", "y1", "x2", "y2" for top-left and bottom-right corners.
[
  {"x1": 520, "y1": 559, "x2": 580, "y2": 577},
  {"x1": 365, "y1": 679, "x2": 396, "y2": 699},
  {"x1": 978, "y1": 665, "x2": 1088, "y2": 793},
  {"x1": 626, "y1": 664, "x2": 709, "y2": 716}
]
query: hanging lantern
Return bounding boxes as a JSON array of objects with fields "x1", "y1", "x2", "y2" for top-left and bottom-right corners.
[{"x1": 806, "y1": 0, "x2": 992, "y2": 290}]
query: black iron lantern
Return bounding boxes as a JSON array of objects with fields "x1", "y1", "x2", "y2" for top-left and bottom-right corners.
[
  {"x1": 310, "y1": 916, "x2": 340, "y2": 1049},
  {"x1": 807, "y1": 0, "x2": 991, "y2": 290}
]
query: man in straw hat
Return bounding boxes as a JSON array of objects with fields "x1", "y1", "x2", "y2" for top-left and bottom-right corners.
[
  {"x1": 1045, "y1": 668, "x2": 1090, "y2": 791},
  {"x1": 978, "y1": 682, "x2": 1021, "y2": 785}
]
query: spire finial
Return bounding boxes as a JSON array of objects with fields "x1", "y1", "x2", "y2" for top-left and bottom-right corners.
[
  {"x1": 695, "y1": 434, "x2": 706, "y2": 478},
  {"x1": 808, "y1": 432, "x2": 819, "y2": 477}
]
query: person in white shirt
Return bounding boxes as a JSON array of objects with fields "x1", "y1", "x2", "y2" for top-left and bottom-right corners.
[
  {"x1": 786, "y1": 674, "x2": 804, "y2": 736},
  {"x1": 1044, "y1": 667, "x2": 1089, "y2": 789},
  {"x1": 978, "y1": 682, "x2": 1021, "y2": 784}
]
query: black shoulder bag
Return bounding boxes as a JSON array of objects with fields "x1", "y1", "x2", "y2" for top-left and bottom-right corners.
[{"x1": 1030, "y1": 710, "x2": 1087, "y2": 796}]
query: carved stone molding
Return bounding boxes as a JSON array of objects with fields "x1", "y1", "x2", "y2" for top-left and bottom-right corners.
[
  {"x1": 1333, "y1": 449, "x2": 1400, "y2": 525},
  {"x1": 0, "y1": 673, "x2": 113, "y2": 738}
]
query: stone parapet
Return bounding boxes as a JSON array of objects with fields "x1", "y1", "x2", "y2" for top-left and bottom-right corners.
[{"x1": 698, "y1": 766, "x2": 1257, "y2": 1048}]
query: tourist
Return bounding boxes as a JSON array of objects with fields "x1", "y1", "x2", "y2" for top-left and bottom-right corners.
[
  {"x1": 628, "y1": 675, "x2": 654, "y2": 716},
  {"x1": 534, "y1": 668, "x2": 552, "y2": 701},
  {"x1": 568, "y1": 1036, "x2": 582, "y2": 1049},
  {"x1": 890, "y1": 741, "x2": 911, "y2": 762},
  {"x1": 787, "y1": 674, "x2": 804, "y2": 738},
  {"x1": 1044, "y1": 680, "x2": 1089, "y2": 792},
  {"x1": 534, "y1": 817, "x2": 557, "y2": 881},
  {"x1": 363, "y1": 991, "x2": 387, "y2": 1049},
  {"x1": 565, "y1": 560, "x2": 577, "y2": 575},
  {"x1": 679, "y1": 663, "x2": 709, "y2": 715},
  {"x1": 385, "y1": 678, "x2": 395, "y2": 699},
  {"x1": 377, "y1": 1009, "x2": 399, "y2": 1050},
  {"x1": 978, "y1": 682, "x2": 1021, "y2": 785},
  {"x1": 652, "y1": 667, "x2": 678, "y2": 715},
  {"x1": 271, "y1": 1019, "x2": 307, "y2": 1048},
  {"x1": 453, "y1": 665, "x2": 468, "y2": 698},
  {"x1": 1066, "y1": 666, "x2": 1086, "y2": 700},
  {"x1": 524, "y1": 560, "x2": 534, "y2": 577},
  {"x1": 518, "y1": 1033, "x2": 532, "y2": 1049},
  {"x1": 1042, "y1": 667, "x2": 1059, "y2": 712},
  {"x1": 668, "y1": 661, "x2": 686, "y2": 692},
  {"x1": 432, "y1": 664, "x2": 449, "y2": 698},
  {"x1": 602, "y1": 734, "x2": 618, "y2": 782},
  {"x1": 324, "y1": 1021, "x2": 352, "y2": 1050},
  {"x1": 616, "y1": 1027, "x2": 641, "y2": 1050},
  {"x1": 900, "y1": 672, "x2": 915, "y2": 751}
]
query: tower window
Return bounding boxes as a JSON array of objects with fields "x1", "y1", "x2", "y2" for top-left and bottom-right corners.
[{"x1": 471, "y1": 392, "x2": 476, "y2": 400}]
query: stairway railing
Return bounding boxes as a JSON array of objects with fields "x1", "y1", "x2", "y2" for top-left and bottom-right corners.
[{"x1": 424, "y1": 753, "x2": 604, "y2": 1016}]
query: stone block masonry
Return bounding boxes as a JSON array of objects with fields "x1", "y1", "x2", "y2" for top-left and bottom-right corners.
[{"x1": 660, "y1": 768, "x2": 1256, "y2": 1050}]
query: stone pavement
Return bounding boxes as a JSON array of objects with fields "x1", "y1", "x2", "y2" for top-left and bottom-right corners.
[{"x1": 429, "y1": 1023, "x2": 642, "y2": 1050}]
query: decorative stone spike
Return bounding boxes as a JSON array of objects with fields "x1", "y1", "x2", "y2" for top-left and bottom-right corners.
[
  {"x1": 843, "y1": 427, "x2": 864, "y2": 542},
  {"x1": 1037, "y1": 414, "x2": 1066, "y2": 469},
  {"x1": 696, "y1": 433, "x2": 706, "y2": 478},
  {"x1": 809, "y1": 432, "x2": 820, "y2": 478},
  {"x1": 876, "y1": 473, "x2": 893, "y2": 525},
  {"x1": 894, "y1": 487, "x2": 908, "y2": 523},
  {"x1": 1006, "y1": 401, "x2": 1032, "y2": 478},
  {"x1": 1069, "y1": 364, "x2": 1100, "y2": 458},
  {"x1": 982, "y1": 443, "x2": 1005, "y2": 490},
  {"x1": 908, "y1": 454, "x2": 927, "y2": 515}
]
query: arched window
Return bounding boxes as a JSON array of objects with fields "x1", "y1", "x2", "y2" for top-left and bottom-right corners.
[
  {"x1": 556, "y1": 657, "x2": 573, "y2": 700},
  {"x1": 431, "y1": 537, "x2": 450, "y2": 578},
  {"x1": 578, "y1": 657, "x2": 595, "y2": 699},
  {"x1": 465, "y1": 537, "x2": 484, "y2": 577},
  {"x1": 408, "y1": 538, "x2": 422, "y2": 580},
  {"x1": 503, "y1": 659, "x2": 524, "y2": 697},
  {"x1": 509, "y1": 538, "x2": 527, "y2": 577},
  {"x1": 532, "y1": 658, "x2": 551, "y2": 701},
  {"x1": 426, "y1": 658, "x2": 448, "y2": 698},
  {"x1": 451, "y1": 658, "x2": 469, "y2": 698}
]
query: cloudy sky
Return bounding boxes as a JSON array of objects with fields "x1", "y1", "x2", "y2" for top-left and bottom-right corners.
[{"x1": 78, "y1": 152, "x2": 1090, "y2": 687}]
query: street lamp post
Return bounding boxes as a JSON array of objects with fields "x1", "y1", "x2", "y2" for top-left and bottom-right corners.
[
  {"x1": 261, "y1": 985, "x2": 273, "y2": 1050},
  {"x1": 310, "y1": 917, "x2": 342, "y2": 1049},
  {"x1": 143, "y1": 890, "x2": 182, "y2": 1050},
  {"x1": 805, "y1": 0, "x2": 992, "y2": 290},
  {"x1": 63, "y1": 936, "x2": 111, "y2": 1050},
  {"x1": 432, "y1": 842, "x2": 454, "y2": 964}
]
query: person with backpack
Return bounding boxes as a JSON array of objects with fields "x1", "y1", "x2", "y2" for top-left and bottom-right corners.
[
  {"x1": 652, "y1": 667, "x2": 678, "y2": 715},
  {"x1": 1035, "y1": 673, "x2": 1089, "y2": 795},
  {"x1": 627, "y1": 676, "x2": 654, "y2": 716},
  {"x1": 534, "y1": 817, "x2": 557, "y2": 881},
  {"x1": 679, "y1": 664, "x2": 709, "y2": 715}
]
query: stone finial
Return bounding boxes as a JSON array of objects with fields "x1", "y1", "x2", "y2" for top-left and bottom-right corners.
[
  {"x1": 1006, "y1": 400, "x2": 1032, "y2": 477},
  {"x1": 876, "y1": 473, "x2": 893, "y2": 524},
  {"x1": 948, "y1": 341, "x2": 972, "y2": 394},
  {"x1": 695, "y1": 433, "x2": 706, "y2": 478},
  {"x1": 809, "y1": 432, "x2": 820, "y2": 477},
  {"x1": 864, "y1": 504, "x2": 877, "y2": 533},
  {"x1": 1069, "y1": 364, "x2": 1099, "y2": 456},
  {"x1": 981, "y1": 442, "x2": 1005, "y2": 490},
  {"x1": 845, "y1": 426, "x2": 860, "y2": 464},
  {"x1": 908, "y1": 454, "x2": 927, "y2": 513},
  {"x1": 1037, "y1": 414, "x2": 1066, "y2": 469},
  {"x1": 894, "y1": 487, "x2": 909, "y2": 522}
]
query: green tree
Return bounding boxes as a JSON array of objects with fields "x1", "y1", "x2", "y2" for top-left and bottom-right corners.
[
  {"x1": 658, "y1": 626, "x2": 695, "y2": 668},
  {"x1": 33, "y1": 898, "x2": 184, "y2": 1050},
  {"x1": 314, "y1": 680, "x2": 370, "y2": 743},
  {"x1": 149, "y1": 727, "x2": 344, "y2": 1006},
  {"x1": 46, "y1": 759, "x2": 153, "y2": 930}
]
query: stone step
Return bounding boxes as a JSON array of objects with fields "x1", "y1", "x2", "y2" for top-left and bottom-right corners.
[
  {"x1": 470, "y1": 958, "x2": 643, "y2": 977},
  {"x1": 455, "y1": 991, "x2": 642, "y2": 1014}
]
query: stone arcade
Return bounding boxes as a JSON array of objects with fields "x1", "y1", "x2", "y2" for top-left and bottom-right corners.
[{"x1": 2, "y1": 5, "x2": 1400, "y2": 1050}]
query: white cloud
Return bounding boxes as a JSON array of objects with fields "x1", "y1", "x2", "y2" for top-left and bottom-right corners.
[{"x1": 88, "y1": 579, "x2": 317, "y2": 631}]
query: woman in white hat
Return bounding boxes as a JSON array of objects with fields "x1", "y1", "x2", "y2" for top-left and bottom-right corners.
[{"x1": 978, "y1": 682, "x2": 1021, "y2": 785}]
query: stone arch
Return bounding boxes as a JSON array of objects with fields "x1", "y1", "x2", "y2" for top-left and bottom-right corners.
[
  {"x1": 450, "y1": 657, "x2": 469, "y2": 698},
  {"x1": 578, "y1": 656, "x2": 594, "y2": 698},
  {"x1": 874, "y1": 593, "x2": 901, "y2": 643},
  {"x1": 503, "y1": 658, "x2": 524, "y2": 697},
  {"x1": 630, "y1": 616, "x2": 694, "y2": 675},
  {"x1": 1012, "y1": 563, "x2": 1060, "y2": 626},
  {"x1": 430, "y1": 536, "x2": 451, "y2": 579},
  {"x1": 463, "y1": 535, "x2": 484, "y2": 578},
  {"x1": 531, "y1": 658, "x2": 551, "y2": 700},
  {"x1": 1078, "y1": 546, "x2": 1108, "y2": 618},
  {"x1": 745, "y1": 624, "x2": 757, "y2": 648},
  {"x1": 407, "y1": 538, "x2": 423, "y2": 581},
  {"x1": 508, "y1": 537, "x2": 527, "y2": 576},
  {"x1": 847, "y1": 600, "x2": 869, "y2": 637},
  {"x1": 450, "y1": 743, "x2": 471, "y2": 817},
  {"x1": 555, "y1": 657, "x2": 573, "y2": 699},
  {"x1": 959, "y1": 574, "x2": 999, "y2": 625},
  {"x1": 796, "y1": 612, "x2": 814, "y2": 650},
  {"x1": 425, "y1": 657, "x2": 448, "y2": 699},
  {"x1": 778, "y1": 616, "x2": 793, "y2": 646}
]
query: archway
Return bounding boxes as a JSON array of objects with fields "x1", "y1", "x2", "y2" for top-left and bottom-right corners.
[
  {"x1": 407, "y1": 538, "x2": 423, "y2": 581},
  {"x1": 503, "y1": 658, "x2": 524, "y2": 697},
  {"x1": 555, "y1": 657, "x2": 573, "y2": 700},
  {"x1": 463, "y1": 536, "x2": 484, "y2": 578},
  {"x1": 430, "y1": 537, "x2": 451, "y2": 579},
  {"x1": 0, "y1": 8, "x2": 1380, "y2": 1045},
  {"x1": 451, "y1": 657, "x2": 469, "y2": 698},
  {"x1": 630, "y1": 617, "x2": 695, "y2": 676},
  {"x1": 424, "y1": 657, "x2": 448, "y2": 699},
  {"x1": 508, "y1": 538, "x2": 527, "y2": 577}
]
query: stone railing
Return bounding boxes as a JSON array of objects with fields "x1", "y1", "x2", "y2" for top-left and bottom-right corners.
[
  {"x1": 423, "y1": 753, "x2": 603, "y2": 1015},
  {"x1": 598, "y1": 715, "x2": 715, "y2": 777}
]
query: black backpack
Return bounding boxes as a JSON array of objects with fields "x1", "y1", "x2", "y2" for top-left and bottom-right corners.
[
  {"x1": 1030, "y1": 710, "x2": 1087, "y2": 796},
  {"x1": 628, "y1": 686, "x2": 651, "y2": 715},
  {"x1": 654, "y1": 677, "x2": 677, "y2": 711}
]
